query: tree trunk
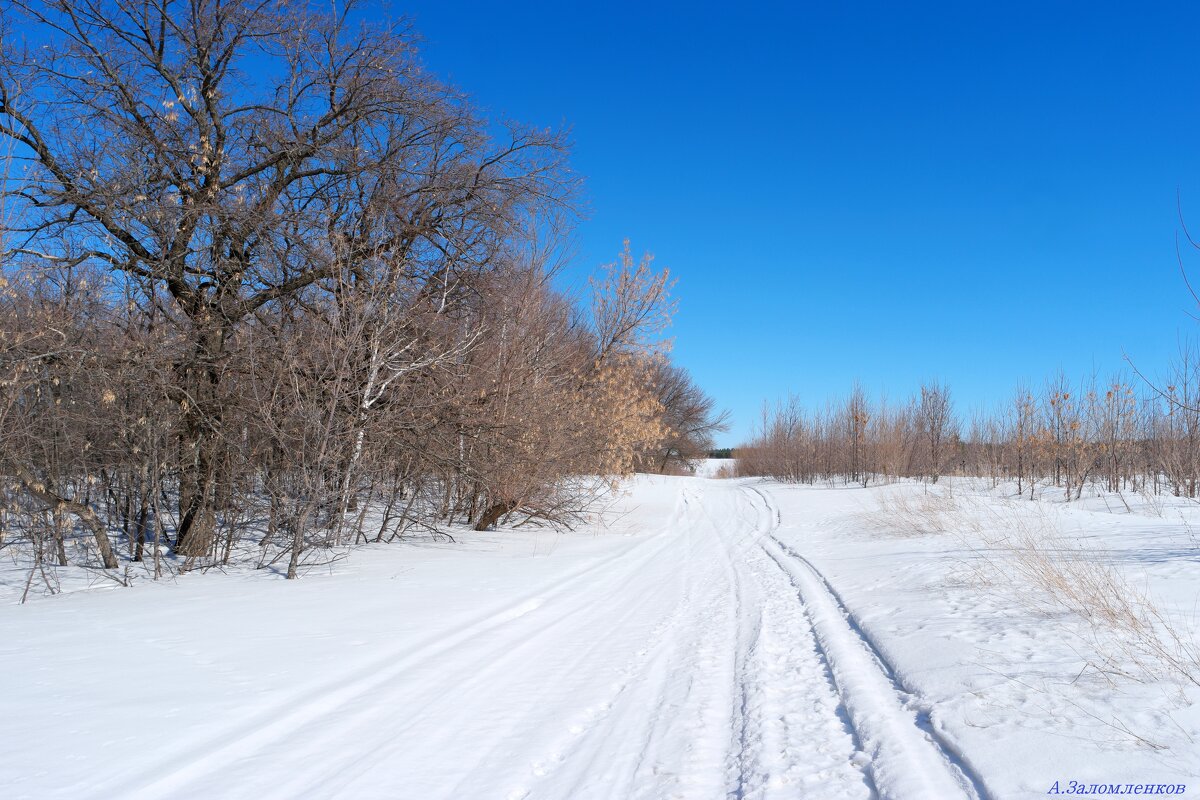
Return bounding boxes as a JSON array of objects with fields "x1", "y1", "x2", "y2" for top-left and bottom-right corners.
[
  {"x1": 174, "y1": 324, "x2": 226, "y2": 558},
  {"x1": 133, "y1": 491, "x2": 149, "y2": 563},
  {"x1": 475, "y1": 500, "x2": 517, "y2": 531},
  {"x1": 18, "y1": 471, "x2": 119, "y2": 569}
]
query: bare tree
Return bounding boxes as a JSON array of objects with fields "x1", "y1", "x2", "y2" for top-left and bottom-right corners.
[
  {"x1": 0, "y1": 0, "x2": 572, "y2": 557},
  {"x1": 644, "y1": 360, "x2": 730, "y2": 473},
  {"x1": 0, "y1": 3, "x2": 733, "y2": 589},
  {"x1": 590, "y1": 240, "x2": 676, "y2": 362},
  {"x1": 918, "y1": 381, "x2": 955, "y2": 483}
]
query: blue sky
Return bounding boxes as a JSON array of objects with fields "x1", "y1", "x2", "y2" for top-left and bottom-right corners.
[{"x1": 390, "y1": 1, "x2": 1200, "y2": 444}]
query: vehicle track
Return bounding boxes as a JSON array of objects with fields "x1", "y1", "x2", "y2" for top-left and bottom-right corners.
[
  {"x1": 689, "y1": 482, "x2": 871, "y2": 800},
  {"x1": 744, "y1": 482, "x2": 990, "y2": 800},
  {"x1": 97, "y1": 491, "x2": 697, "y2": 799},
  {"x1": 88, "y1": 479, "x2": 989, "y2": 800}
]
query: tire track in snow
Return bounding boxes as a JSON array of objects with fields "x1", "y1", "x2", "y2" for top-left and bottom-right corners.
[
  {"x1": 97, "y1": 490, "x2": 695, "y2": 800},
  {"x1": 695, "y1": 486, "x2": 764, "y2": 800},
  {"x1": 744, "y1": 483, "x2": 991, "y2": 800},
  {"x1": 512, "y1": 487, "x2": 715, "y2": 799},
  {"x1": 260, "y1": 482, "x2": 737, "y2": 800},
  {"x1": 512, "y1": 483, "x2": 771, "y2": 800},
  {"x1": 293, "y1": 538, "x2": 686, "y2": 800},
  {"x1": 735, "y1": 485, "x2": 875, "y2": 800},
  {"x1": 688, "y1": 482, "x2": 870, "y2": 800}
]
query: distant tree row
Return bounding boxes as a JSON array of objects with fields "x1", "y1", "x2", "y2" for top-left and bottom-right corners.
[
  {"x1": 736, "y1": 362, "x2": 1200, "y2": 501},
  {"x1": 0, "y1": 0, "x2": 725, "y2": 581}
]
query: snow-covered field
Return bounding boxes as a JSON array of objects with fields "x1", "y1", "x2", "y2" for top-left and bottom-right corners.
[{"x1": 3, "y1": 472, "x2": 1199, "y2": 799}]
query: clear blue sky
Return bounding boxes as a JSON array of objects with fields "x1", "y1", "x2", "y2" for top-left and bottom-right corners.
[{"x1": 388, "y1": 1, "x2": 1200, "y2": 445}]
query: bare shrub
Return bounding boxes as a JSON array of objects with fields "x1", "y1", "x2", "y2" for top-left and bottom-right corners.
[
  {"x1": 871, "y1": 487, "x2": 982, "y2": 537},
  {"x1": 975, "y1": 504, "x2": 1200, "y2": 689},
  {"x1": 870, "y1": 485, "x2": 1200, "y2": 688},
  {"x1": 713, "y1": 462, "x2": 737, "y2": 480}
]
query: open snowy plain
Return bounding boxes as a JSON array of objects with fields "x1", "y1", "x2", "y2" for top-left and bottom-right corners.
[{"x1": 3, "y1": 471, "x2": 1199, "y2": 799}]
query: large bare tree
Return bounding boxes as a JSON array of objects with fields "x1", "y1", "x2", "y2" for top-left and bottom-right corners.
[{"x1": 0, "y1": 0, "x2": 572, "y2": 555}]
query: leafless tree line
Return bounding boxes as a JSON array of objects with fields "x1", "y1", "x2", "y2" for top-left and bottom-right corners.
[
  {"x1": 737, "y1": 362, "x2": 1200, "y2": 501},
  {"x1": 737, "y1": 381, "x2": 957, "y2": 486},
  {"x1": 0, "y1": 0, "x2": 725, "y2": 582}
]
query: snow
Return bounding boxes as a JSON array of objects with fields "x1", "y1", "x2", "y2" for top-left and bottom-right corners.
[
  {"x1": 2, "y1": 471, "x2": 1199, "y2": 799},
  {"x1": 689, "y1": 458, "x2": 735, "y2": 478}
]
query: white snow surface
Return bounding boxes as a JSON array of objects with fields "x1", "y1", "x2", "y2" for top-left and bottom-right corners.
[{"x1": 3, "y1": 472, "x2": 1199, "y2": 799}]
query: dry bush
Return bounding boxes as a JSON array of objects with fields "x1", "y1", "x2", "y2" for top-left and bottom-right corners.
[
  {"x1": 871, "y1": 488, "x2": 981, "y2": 537},
  {"x1": 872, "y1": 487, "x2": 1200, "y2": 689},
  {"x1": 970, "y1": 504, "x2": 1200, "y2": 690}
]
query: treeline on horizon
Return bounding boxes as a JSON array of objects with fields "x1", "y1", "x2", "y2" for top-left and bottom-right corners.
[
  {"x1": 0, "y1": 0, "x2": 727, "y2": 581},
  {"x1": 736, "y1": 363, "x2": 1200, "y2": 501}
]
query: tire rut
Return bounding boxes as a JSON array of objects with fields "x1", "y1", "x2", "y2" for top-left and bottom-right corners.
[{"x1": 744, "y1": 483, "x2": 990, "y2": 800}]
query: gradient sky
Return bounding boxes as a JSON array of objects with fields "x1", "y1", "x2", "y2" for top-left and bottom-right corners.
[{"x1": 388, "y1": 1, "x2": 1200, "y2": 445}]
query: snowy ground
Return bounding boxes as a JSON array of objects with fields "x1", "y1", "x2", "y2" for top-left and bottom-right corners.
[{"x1": 3, "y1": 473, "x2": 1199, "y2": 799}]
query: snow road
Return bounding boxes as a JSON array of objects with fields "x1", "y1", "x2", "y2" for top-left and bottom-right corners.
[
  {"x1": 9, "y1": 474, "x2": 1200, "y2": 798},
  {"x1": 3, "y1": 477, "x2": 999, "y2": 799}
]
